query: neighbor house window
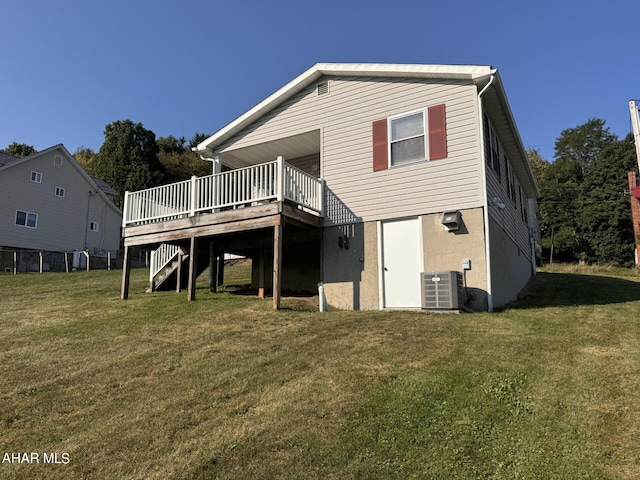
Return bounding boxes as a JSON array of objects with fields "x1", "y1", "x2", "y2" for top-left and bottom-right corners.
[
  {"x1": 15, "y1": 210, "x2": 38, "y2": 228},
  {"x1": 31, "y1": 171, "x2": 42, "y2": 183},
  {"x1": 372, "y1": 104, "x2": 447, "y2": 172},
  {"x1": 90, "y1": 222, "x2": 99, "y2": 232},
  {"x1": 55, "y1": 187, "x2": 65, "y2": 197}
]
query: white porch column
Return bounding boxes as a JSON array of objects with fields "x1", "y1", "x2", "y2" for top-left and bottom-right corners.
[{"x1": 276, "y1": 155, "x2": 285, "y2": 202}]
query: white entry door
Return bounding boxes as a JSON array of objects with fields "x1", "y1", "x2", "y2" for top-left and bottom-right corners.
[{"x1": 381, "y1": 217, "x2": 422, "y2": 308}]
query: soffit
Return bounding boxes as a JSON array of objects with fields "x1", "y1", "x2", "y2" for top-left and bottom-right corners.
[{"x1": 218, "y1": 130, "x2": 320, "y2": 169}]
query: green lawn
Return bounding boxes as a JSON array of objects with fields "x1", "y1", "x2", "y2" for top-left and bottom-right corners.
[{"x1": 1, "y1": 263, "x2": 640, "y2": 479}]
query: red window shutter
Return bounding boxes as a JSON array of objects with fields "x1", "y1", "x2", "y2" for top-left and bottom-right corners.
[
  {"x1": 372, "y1": 119, "x2": 388, "y2": 171},
  {"x1": 428, "y1": 104, "x2": 447, "y2": 160}
]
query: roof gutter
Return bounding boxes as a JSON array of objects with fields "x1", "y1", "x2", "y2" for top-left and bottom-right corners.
[{"x1": 477, "y1": 74, "x2": 495, "y2": 312}]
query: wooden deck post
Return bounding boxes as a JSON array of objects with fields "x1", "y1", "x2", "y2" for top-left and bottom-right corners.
[
  {"x1": 217, "y1": 255, "x2": 225, "y2": 287},
  {"x1": 209, "y1": 240, "x2": 216, "y2": 293},
  {"x1": 273, "y1": 222, "x2": 282, "y2": 310},
  {"x1": 258, "y1": 247, "x2": 266, "y2": 299},
  {"x1": 176, "y1": 249, "x2": 183, "y2": 293},
  {"x1": 188, "y1": 237, "x2": 197, "y2": 301},
  {"x1": 121, "y1": 245, "x2": 131, "y2": 300}
]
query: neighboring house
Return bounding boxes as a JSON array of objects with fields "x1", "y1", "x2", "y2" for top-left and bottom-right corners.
[
  {"x1": 120, "y1": 63, "x2": 539, "y2": 311},
  {"x1": 0, "y1": 144, "x2": 122, "y2": 267}
]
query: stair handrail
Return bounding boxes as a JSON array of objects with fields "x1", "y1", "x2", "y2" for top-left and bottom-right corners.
[{"x1": 150, "y1": 244, "x2": 181, "y2": 283}]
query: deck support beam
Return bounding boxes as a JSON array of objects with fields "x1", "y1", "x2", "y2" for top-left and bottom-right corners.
[
  {"x1": 176, "y1": 249, "x2": 184, "y2": 293},
  {"x1": 188, "y1": 237, "x2": 197, "y2": 301},
  {"x1": 217, "y1": 255, "x2": 225, "y2": 287},
  {"x1": 258, "y1": 247, "x2": 266, "y2": 299},
  {"x1": 121, "y1": 245, "x2": 132, "y2": 300},
  {"x1": 273, "y1": 222, "x2": 282, "y2": 310},
  {"x1": 209, "y1": 240, "x2": 216, "y2": 293}
]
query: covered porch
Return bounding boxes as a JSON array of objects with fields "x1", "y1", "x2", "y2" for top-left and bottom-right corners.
[{"x1": 120, "y1": 154, "x2": 324, "y2": 309}]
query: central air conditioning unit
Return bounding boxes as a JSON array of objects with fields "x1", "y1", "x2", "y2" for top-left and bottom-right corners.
[{"x1": 421, "y1": 271, "x2": 464, "y2": 310}]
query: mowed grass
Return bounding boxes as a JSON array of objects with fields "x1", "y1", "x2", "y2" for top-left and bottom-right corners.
[{"x1": 1, "y1": 263, "x2": 640, "y2": 479}]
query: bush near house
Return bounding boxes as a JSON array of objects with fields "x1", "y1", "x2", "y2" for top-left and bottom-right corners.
[{"x1": 1, "y1": 264, "x2": 639, "y2": 479}]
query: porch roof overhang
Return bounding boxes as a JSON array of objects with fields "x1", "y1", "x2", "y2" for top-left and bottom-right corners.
[{"x1": 216, "y1": 130, "x2": 320, "y2": 169}]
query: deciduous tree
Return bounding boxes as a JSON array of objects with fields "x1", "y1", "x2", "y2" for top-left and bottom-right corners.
[
  {"x1": 1, "y1": 142, "x2": 36, "y2": 157},
  {"x1": 92, "y1": 120, "x2": 163, "y2": 208}
]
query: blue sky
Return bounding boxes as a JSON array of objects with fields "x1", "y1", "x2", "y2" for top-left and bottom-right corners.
[{"x1": 2, "y1": 0, "x2": 639, "y2": 162}]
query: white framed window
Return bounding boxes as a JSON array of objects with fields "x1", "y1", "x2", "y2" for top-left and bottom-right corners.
[
  {"x1": 31, "y1": 171, "x2": 42, "y2": 183},
  {"x1": 55, "y1": 187, "x2": 65, "y2": 197},
  {"x1": 54, "y1": 155, "x2": 63, "y2": 166},
  {"x1": 90, "y1": 221, "x2": 99, "y2": 232},
  {"x1": 483, "y1": 113, "x2": 502, "y2": 180},
  {"x1": 15, "y1": 210, "x2": 38, "y2": 228},
  {"x1": 389, "y1": 109, "x2": 427, "y2": 166}
]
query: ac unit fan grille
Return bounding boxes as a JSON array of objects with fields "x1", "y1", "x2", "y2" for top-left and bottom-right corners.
[{"x1": 421, "y1": 271, "x2": 463, "y2": 310}]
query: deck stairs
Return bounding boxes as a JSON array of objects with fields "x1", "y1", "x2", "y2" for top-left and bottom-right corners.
[{"x1": 149, "y1": 244, "x2": 208, "y2": 292}]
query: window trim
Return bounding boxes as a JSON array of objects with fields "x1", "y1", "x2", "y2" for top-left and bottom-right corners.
[
  {"x1": 55, "y1": 186, "x2": 65, "y2": 198},
  {"x1": 89, "y1": 221, "x2": 100, "y2": 232},
  {"x1": 15, "y1": 210, "x2": 38, "y2": 228},
  {"x1": 388, "y1": 108, "x2": 428, "y2": 168},
  {"x1": 31, "y1": 171, "x2": 42, "y2": 183}
]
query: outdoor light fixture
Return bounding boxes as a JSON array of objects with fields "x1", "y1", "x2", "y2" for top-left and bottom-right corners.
[
  {"x1": 441, "y1": 210, "x2": 461, "y2": 231},
  {"x1": 489, "y1": 196, "x2": 506, "y2": 210}
]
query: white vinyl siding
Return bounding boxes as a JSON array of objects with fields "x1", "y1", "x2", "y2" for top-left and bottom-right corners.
[
  {"x1": 484, "y1": 108, "x2": 532, "y2": 261},
  {"x1": 215, "y1": 76, "x2": 484, "y2": 224}
]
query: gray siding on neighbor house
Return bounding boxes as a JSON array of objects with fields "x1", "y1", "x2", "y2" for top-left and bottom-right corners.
[
  {"x1": 0, "y1": 148, "x2": 121, "y2": 253},
  {"x1": 216, "y1": 76, "x2": 484, "y2": 225}
]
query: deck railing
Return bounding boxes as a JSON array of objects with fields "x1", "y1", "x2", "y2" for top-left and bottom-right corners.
[{"x1": 123, "y1": 157, "x2": 324, "y2": 227}]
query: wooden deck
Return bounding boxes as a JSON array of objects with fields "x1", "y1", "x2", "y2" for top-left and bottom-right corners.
[
  {"x1": 120, "y1": 201, "x2": 322, "y2": 309},
  {"x1": 122, "y1": 202, "x2": 321, "y2": 248},
  {"x1": 120, "y1": 158, "x2": 325, "y2": 309}
]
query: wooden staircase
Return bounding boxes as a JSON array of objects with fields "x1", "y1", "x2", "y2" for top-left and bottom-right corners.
[{"x1": 150, "y1": 248, "x2": 208, "y2": 292}]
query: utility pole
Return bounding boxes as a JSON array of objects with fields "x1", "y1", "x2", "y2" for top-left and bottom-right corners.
[
  {"x1": 629, "y1": 100, "x2": 640, "y2": 173},
  {"x1": 628, "y1": 100, "x2": 640, "y2": 266}
]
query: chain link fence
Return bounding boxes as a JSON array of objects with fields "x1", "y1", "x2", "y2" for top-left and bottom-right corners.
[{"x1": 0, "y1": 248, "x2": 150, "y2": 274}]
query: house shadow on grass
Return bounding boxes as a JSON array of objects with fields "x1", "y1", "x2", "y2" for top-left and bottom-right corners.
[{"x1": 508, "y1": 272, "x2": 640, "y2": 309}]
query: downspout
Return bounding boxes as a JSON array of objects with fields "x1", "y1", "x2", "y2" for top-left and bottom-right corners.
[
  {"x1": 84, "y1": 190, "x2": 97, "y2": 250},
  {"x1": 477, "y1": 74, "x2": 495, "y2": 312}
]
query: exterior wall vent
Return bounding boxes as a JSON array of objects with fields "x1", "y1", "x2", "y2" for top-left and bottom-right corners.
[
  {"x1": 421, "y1": 271, "x2": 464, "y2": 310},
  {"x1": 316, "y1": 81, "x2": 329, "y2": 97},
  {"x1": 54, "y1": 155, "x2": 63, "y2": 166}
]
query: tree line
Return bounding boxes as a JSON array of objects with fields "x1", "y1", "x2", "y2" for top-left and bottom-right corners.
[
  {"x1": 529, "y1": 118, "x2": 638, "y2": 267},
  {"x1": 3, "y1": 117, "x2": 639, "y2": 266}
]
